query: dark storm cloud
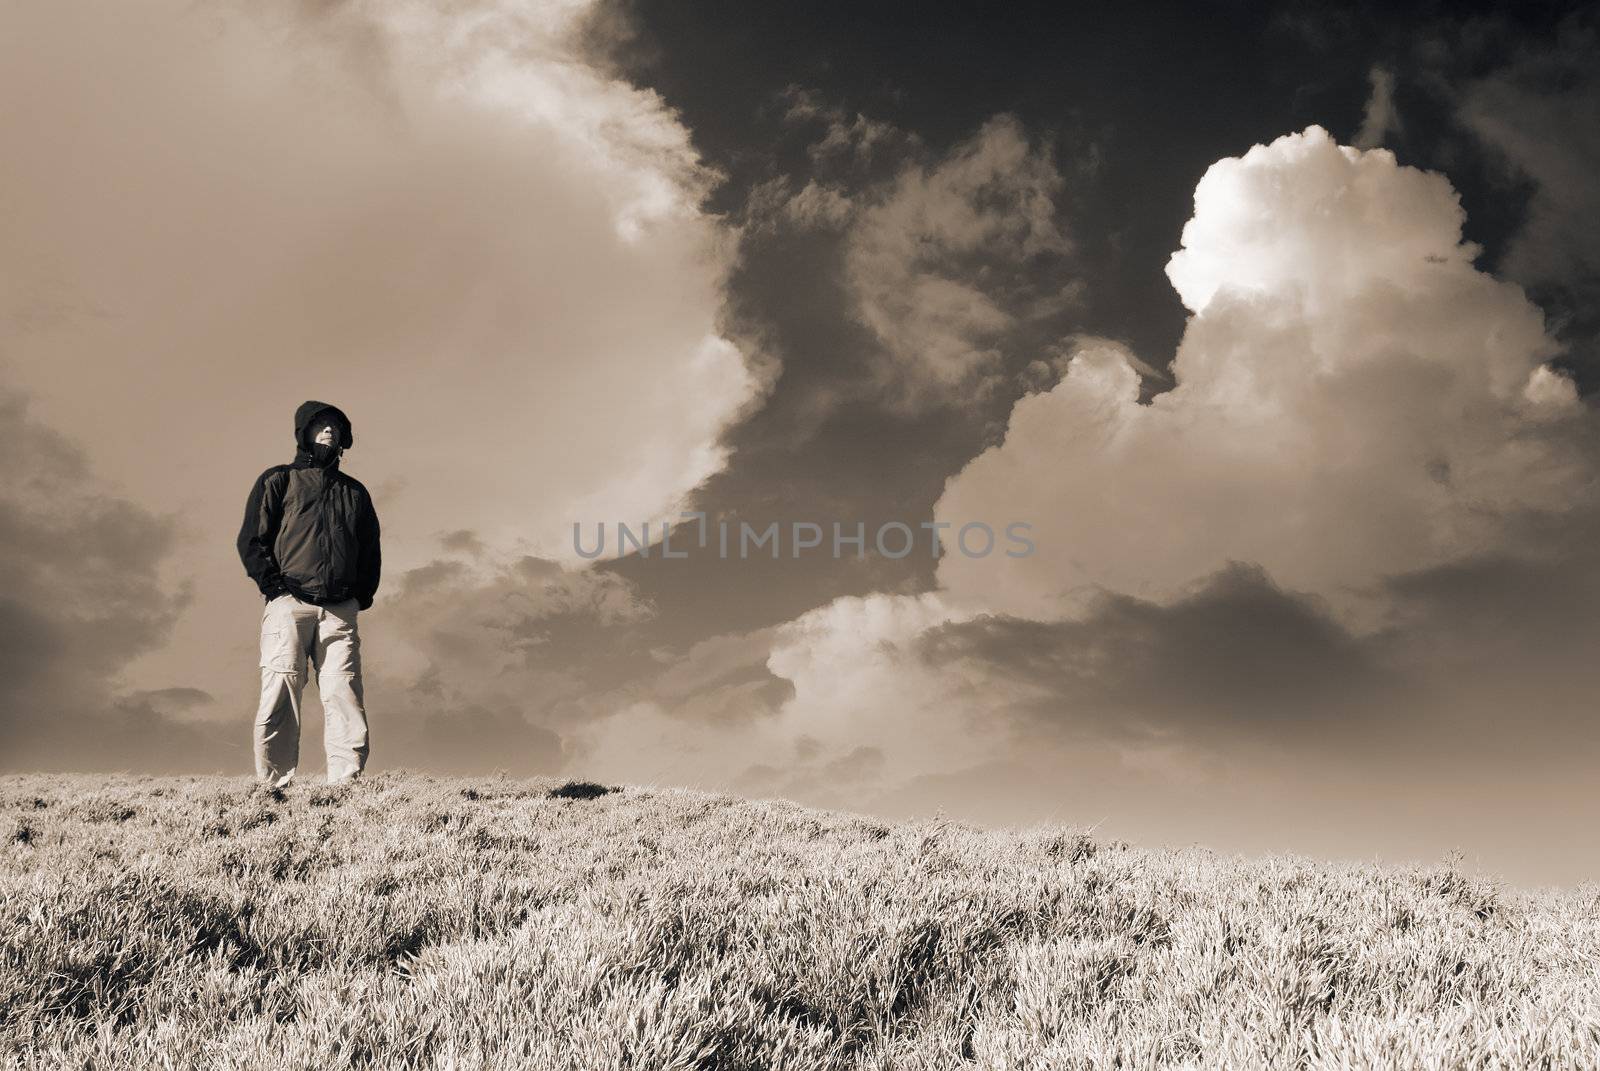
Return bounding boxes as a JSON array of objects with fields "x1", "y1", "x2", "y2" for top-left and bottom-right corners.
[
  {"x1": 591, "y1": 0, "x2": 1594, "y2": 664},
  {"x1": 916, "y1": 563, "x2": 1399, "y2": 754},
  {"x1": 1453, "y1": 13, "x2": 1600, "y2": 393},
  {"x1": 601, "y1": 95, "x2": 1087, "y2": 652},
  {"x1": 0, "y1": 381, "x2": 230, "y2": 772},
  {"x1": 721, "y1": 96, "x2": 1076, "y2": 428},
  {"x1": 854, "y1": 540, "x2": 1600, "y2": 883},
  {"x1": 1364, "y1": 525, "x2": 1600, "y2": 762}
]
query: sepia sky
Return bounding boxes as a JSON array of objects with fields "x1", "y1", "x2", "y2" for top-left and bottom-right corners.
[{"x1": 5, "y1": 0, "x2": 1600, "y2": 886}]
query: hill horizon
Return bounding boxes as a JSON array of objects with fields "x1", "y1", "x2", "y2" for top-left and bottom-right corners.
[{"x1": 4, "y1": 771, "x2": 1596, "y2": 1068}]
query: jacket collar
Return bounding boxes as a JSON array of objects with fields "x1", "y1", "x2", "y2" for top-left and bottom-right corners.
[{"x1": 292, "y1": 445, "x2": 342, "y2": 473}]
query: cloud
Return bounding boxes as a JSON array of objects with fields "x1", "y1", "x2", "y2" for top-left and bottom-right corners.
[
  {"x1": 736, "y1": 568, "x2": 1389, "y2": 816},
  {"x1": 648, "y1": 627, "x2": 794, "y2": 718},
  {"x1": 358, "y1": 538, "x2": 805, "y2": 777},
  {"x1": 118, "y1": 687, "x2": 217, "y2": 723},
  {"x1": 783, "y1": 181, "x2": 856, "y2": 230},
  {"x1": 350, "y1": 546, "x2": 646, "y2": 774},
  {"x1": 379, "y1": 548, "x2": 651, "y2": 695},
  {"x1": 438, "y1": 529, "x2": 488, "y2": 557},
  {"x1": 711, "y1": 126, "x2": 1600, "y2": 883},
  {"x1": 779, "y1": 86, "x2": 911, "y2": 170},
  {"x1": 1354, "y1": 66, "x2": 1401, "y2": 149},
  {"x1": 0, "y1": 0, "x2": 775, "y2": 728},
  {"x1": 734, "y1": 105, "x2": 1079, "y2": 416},
  {"x1": 638, "y1": 103, "x2": 1090, "y2": 638},
  {"x1": 936, "y1": 126, "x2": 1594, "y2": 623},
  {"x1": 752, "y1": 549, "x2": 1600, "y2": 881},
  {"x1": 314, "y1": 119, "x2": 1600, "y2": 880},
  {"x1": 0, "y1": 383, "x2": 233, "y2": 771},
  {"x1": 553, "y1": 591, "x2": 975, "y2": 804},
  {"x1": 845, "y1": 116, "x2": 1076, "y2": 411},
  {"x1": 763, "y1": 592, "x2": 989, "y2": 782},
  {"x1": 1455, "y1": 17, "x2": 1600, "y2": 386},
  {"x1": 918, "y1": 563, "x2": 1398, "y2": 750}
]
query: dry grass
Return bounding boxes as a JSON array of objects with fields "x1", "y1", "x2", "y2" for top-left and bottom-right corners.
[{"x1": 2, "y1": 771, "x2": 1597, "y2": 1069}]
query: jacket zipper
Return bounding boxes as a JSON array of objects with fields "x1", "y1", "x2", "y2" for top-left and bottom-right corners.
[{"x1": 319, "y1": 472, "x2": 334, "y2": 596}]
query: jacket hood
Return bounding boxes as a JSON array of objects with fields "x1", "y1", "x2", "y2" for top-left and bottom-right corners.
[{"x1": 295, "y1": 400, "x2": 353, "y2": 451}]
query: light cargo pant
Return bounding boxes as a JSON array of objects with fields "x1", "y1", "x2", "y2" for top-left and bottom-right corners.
[{"x1": 255, "y1": 593, "x2": 369, "y2": 787}]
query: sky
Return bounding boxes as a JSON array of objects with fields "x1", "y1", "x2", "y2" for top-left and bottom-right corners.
[{"x1": 4, "y1": 0, "x2": 1600, "y2": 886}]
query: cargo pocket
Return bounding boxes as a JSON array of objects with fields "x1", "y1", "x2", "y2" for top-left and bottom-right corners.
[{"x1": 259, "y1": 618, "x2": 300, "y2": 673}]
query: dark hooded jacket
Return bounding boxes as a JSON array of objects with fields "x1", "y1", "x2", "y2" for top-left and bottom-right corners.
[{"x1": 237, "y1": 401, "x2": 381, "y2": 610}]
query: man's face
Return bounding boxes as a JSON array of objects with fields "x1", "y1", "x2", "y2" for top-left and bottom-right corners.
[{"x1": 314, "y1": 419, "x2": 338, "y2": 447}]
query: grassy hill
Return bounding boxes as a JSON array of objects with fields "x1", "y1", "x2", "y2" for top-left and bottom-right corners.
[{"x1": 2, "y1": 772, "x2": 1597, "y2": 1069}]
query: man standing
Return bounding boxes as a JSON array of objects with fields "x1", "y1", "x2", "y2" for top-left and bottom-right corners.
[{"x1": 237, "y1": 401, "x2": 381, "y2": 787}]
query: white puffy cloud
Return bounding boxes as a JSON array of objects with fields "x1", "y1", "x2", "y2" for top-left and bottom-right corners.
[
  {"x1": 762, "y1": 593, "x2": 989, "y2": 783},
  {"x1": 562, "y1": 591, "x2": 998, "y2": 805},
  {"x1": 936, "y1": 125, "x2": 1592, "y2": 622},
  {"x1": 732, "y1": 127, "x2": 1600, "y2": 882}
]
